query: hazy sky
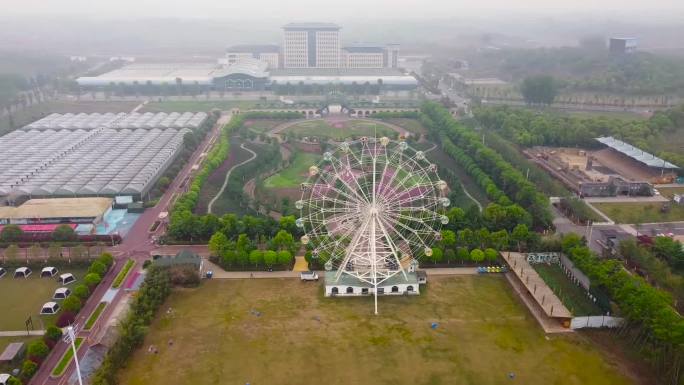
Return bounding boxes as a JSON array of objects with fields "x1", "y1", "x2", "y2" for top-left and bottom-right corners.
[{"x1": 2, "y1": 0, "x2": 684, "y2": 19}]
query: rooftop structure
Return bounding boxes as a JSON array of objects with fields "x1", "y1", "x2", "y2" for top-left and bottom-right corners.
[
  {"x1": 283, "y1": 22, "x2": 341, "y2": 30},
  {"x1": 0, "y1": 128, "x2": 189, "y2": 199},
  {"x1": 0, "y1": 198, "x2": 111, "y2": 224},
  {"x1": 23, "y1": 112, "x2": 207, "y2": 131},
  {"x1": 223, "y1": 45, "x2": 280, "y2": 69},
  {"x1": 269, "y1": 68, "x2": 417, "y2": 88},
  {"x1": 226, "y1": 44, "x2": 280, "y2": 53},
  {"x1": 595, "y1": 136, "x2": 679, "y2": 169},
  {"x1": 77, "y1": 62, "x2": 221, "y2": 87}
]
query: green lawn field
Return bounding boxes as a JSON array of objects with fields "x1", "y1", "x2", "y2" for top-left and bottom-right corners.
[
  {"x1": 0, "y1": 267, "x2": 87, "y2": 330},
  {"x1": 533, "y1": 264, "x2": 604, "y2": 316},
  {"x1": 657, "y1": 187, "x2": 684, "y2": 199},
  {"x1": 264, "y1": 152, "x2": 321, "y2": 189},
  {"x1": 283, "y1": 119, "x2": 395, "y2": 140},
  {"x1": 383, "y1": 118, "x2": 428, "y2": 134},
  {"x1": 118, "y1": 276, "x2": 636, "y2": 385},
  {"x1": 243, "y1": 119, "x2": 286, "y2": 134},
  {"x1": 592, "y1": 202, "x2": 684, "y2": 224}
]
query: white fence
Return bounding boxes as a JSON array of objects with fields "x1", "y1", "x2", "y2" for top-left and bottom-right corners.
[{"x1": 570, "y1": 316, "x2": 624, "y2": 329}]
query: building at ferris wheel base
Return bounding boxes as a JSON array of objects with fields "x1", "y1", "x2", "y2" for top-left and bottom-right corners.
[{"x1": 324, "y1": 271, "x2": 422, "y2": 297}]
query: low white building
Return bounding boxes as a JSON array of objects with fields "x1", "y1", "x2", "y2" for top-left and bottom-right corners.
[{"x1": 324, "y1": 270, "x2": 420, "y2": 296}]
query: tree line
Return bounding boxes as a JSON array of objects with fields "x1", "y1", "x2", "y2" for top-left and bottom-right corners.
[
  {"x1": 562, "y1": 233, "x2": 684, "y2": 384},
  {"x1": 473, "y1": 104, "x2": 684, "y2": 169},
  {"x1": 421, "y1": 102, "x2": 553, "y2": 228}
]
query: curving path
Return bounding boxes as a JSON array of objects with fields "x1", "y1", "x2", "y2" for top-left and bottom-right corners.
[
  {"x1": 460, "y1": 181, "x2": 483, "y2": 212},
  {"x1": 207, "y1": 143, "x2": 257, "y2": 214}
]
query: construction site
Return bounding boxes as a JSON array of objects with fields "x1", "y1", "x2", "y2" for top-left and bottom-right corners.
[{"x1": 525, "y1": 137, "x2": 679, "y2": 197}]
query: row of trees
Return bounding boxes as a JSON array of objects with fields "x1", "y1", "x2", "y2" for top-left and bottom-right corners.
[
  {"x1": 561, "y1": 234, "x2": 684, "y2": 383},
  {"x1": 168, "y1": 115, "x2": 243, "y2": 240},
  {"x1": 208, "y1": 228, "x2": 297, "y2": 269},
  {"x1": 7, "y1": 325, "x2": 65, "y2": 384},
  {"x1": 91, "y1": 266, "x2": 172, "y2": 385},
  {"x1": 473, "y1": 104, "x2": 684, "y2": 169},
  {"x1": 421, "y1": 102, "x2": 552, "y2": 228},
  {"x1": 271, "y1": 80, "x2": 385, "y2": 96}
]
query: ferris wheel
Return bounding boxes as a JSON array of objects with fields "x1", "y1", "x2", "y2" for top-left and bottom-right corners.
[{"x1": 296, "y1": 137, "x2": 450, "y2": 314}]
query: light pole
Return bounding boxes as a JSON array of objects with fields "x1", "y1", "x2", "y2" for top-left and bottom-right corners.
[{"x1": 64, "y1": 326, "x2": 83, "y2": 385}]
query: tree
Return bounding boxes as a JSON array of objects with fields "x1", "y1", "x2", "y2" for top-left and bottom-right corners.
[
  {"x1": 511, "y1": 224, "x2": 530, "y2": 252},
  {"x1": 0, "y1": 224, "x2": 23, "y2": 242},
  {"x1": 48, "y1": 243, "x2": 62, "y2": 259},
  {"x1": 263, "y1": 250, "x2": 278, "y2": 267},
  {"x1": 7, "y1": 375, "x2": 22, "y2": 385},
  {"x1": 4, "y1": 244, "x2": 19, "y2": 262},
  {"x1": 520, "y1": 75, "x2": 558, "y2": 106},
  {"x1": 88, "y1": 260, "x2": 107, "y2": 276},
  {"x1": 428, "y1": 247, "x2": 444, "y2": 264},
  {"x1": 470, "y1": 249, "x2": 485, "y2": 263},
  {"x1": 62, "y1": 295, "x2": 82, "y2": 313},
  {"x1": 73, "y1": 284, "x2": 90, "y2": 300},
  {"x1": 98, "y1": 252, "x2": 114, "y2": 268},
  {"x1": 279, "y1": 216, "x2": 297, "y2": 234},
  {"x1": 27, "y1": 340, "x2": 49, "y2": 360},
  {"x1": 44, "y1": 325, "x2": 63, "y2": 342},
  {"x1": 84, "y1": 272, "x2": 102, "y2": 288},
  {"x1": 276, "y1": 250, "x2": 293, "y2": 266},
  {"x1": 484, "y1": 248, "x2": 499, "y2": 262},
  {"x1": 52, "y1": 224, "x2": 77, "y2": 242},
  {"x1": 272, "y1": 230, "x2": 295, "y2": 252},
  {"x1": 21, "y1": 360, "x2": 38, "y2": 378},
  {"x1": 208, "y1": 232, "x2": 229, "y2": 257},
  {"x1": 249, "y1": 250, "x2": 263, "y2": 267},
  {"x1": 456, "y1": 247, "x2": 470, "y2": 264}
]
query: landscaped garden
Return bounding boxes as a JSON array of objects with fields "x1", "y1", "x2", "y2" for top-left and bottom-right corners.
[
  {"x1": 264, "y1": 152, "x2": 321, "y2": 189},
  {"x1": 282, "y1": 119, "x2": 396, "y2": 140},
  {"x1": 117, "y1": 276, "x2": 639, "y2": 385},
  {"x1": 532, "y1": 263, "x2": 605, "y2": 316}
]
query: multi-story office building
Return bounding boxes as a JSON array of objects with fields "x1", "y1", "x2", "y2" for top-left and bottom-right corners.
[
  {"x1": 609, "y1": 37, "x2": 637, "y2": 54},
  {"x1": 283, "y1": 23, "x2": 341, "y2": 68},
  {"x1": 222, "y1": 44, "x2": 280, "y2": 69},
  {"x1": 341, "y1": 43, "x2": 400, "y2": 69}
]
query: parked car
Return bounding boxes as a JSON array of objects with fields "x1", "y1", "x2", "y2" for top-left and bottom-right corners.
[
  {"x1": 300, "y1": 271, "x2": 319, "y2": 281},
  {"x1": 40, "y1": 302, "x2": 60, "y2": 315}
]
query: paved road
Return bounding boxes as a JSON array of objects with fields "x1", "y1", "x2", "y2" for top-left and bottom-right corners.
[
  {"x1": 207, "y1": 142, "x2": 257, "y2": 214},
  {"x1": 30, "y1": 114, "x2": 228, "y2": 385},
  {"x1": 584, "y1": 196, "x2": 669, "y2": 203}
]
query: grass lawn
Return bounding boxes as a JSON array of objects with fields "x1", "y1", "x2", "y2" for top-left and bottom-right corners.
[
  {"x1": 112, "y1": 260, "x2": 135, "y2": 289},
  {"x1": 283, "y1": 119, "x2": 395, "y2": 140},
  {"x1": 141, "y1": 100, "x2": 259, "y2": 113},
  {"x1": 657, "y1": 187, "x2": 684, "y2": 199},
  {"x1": 382, "y1": 118, "x2": 428, "y2": 134},
  {"x1": 533, "y1": 264, "x2": 604, "y2": 316},
  {"x1": 118, "y1": 277, "x2": 637, "y2": 385},
  {"x1": 51, "y1": 337, "x2": 84, "y2": 376},
  {"x1": 0, "y1": 267, "x2": 87, "y2": 331},
  {"x1": 592, "y1": 202, "x2": 684, "y2": 224},
  {"x1": 264, "y1": 152, "x2": 321, "y2": 189}
]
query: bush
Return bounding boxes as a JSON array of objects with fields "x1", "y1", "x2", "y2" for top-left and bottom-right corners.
[
  {"x1": 56, "y1": 311, "x2": 76, "y2": 328},
  {"x1": 7, "y1": 376, "x2": 22, "y2": 385},
  {"x1": 26, "y1": 340, "x2": 49, "y2": 361},
  {"x1": 73, "y1": 284, "x2": 90, "y2": 300},
  {"x1": 44, "y1": 325, "x2": 63, "y2": 342},
  {"x1": 52, "y1": 224, "x2": 77, "y2": 242},
  {"x1": 62, "y1": 295, "x2": 82, "y2": 313},
  {"x1": 98, "y1": 252, "x2": 114, "y2": 268},
  {"x1": 88, "y1": 260, "x2": 107, "y2": 276},
  {"x1": 142, "y1": 260, "x2": 152, "y2": 269},
  {"x1": 84, "y1": 272, "x2": 102, "y2": 288},
  {"x1": 21, "y1": 359, "x2": 38, "y2": 379},
  {"x1": 168, "y1": 265, "x2": 200, "y2": 287}
]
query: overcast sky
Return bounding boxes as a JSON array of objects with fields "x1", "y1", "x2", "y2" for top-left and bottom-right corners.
[{"x1": 2, "y1": 0, "x2": 684, "y2": 19}]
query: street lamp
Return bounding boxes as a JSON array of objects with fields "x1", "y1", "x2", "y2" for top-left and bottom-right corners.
[{"x1": 63, "y1": 326, "x2": 83, "y2": 385}]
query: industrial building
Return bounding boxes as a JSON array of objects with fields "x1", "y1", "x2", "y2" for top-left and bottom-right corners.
[
  {"x1": 0, "y1": 127, "x2": 189, "y2": 201},
  {"x1": 23, "y1": 112, "x2": 207, "y2": 131},
  {"x1": 0, "y1": 197, "x2": 112, "y2": 225}
]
